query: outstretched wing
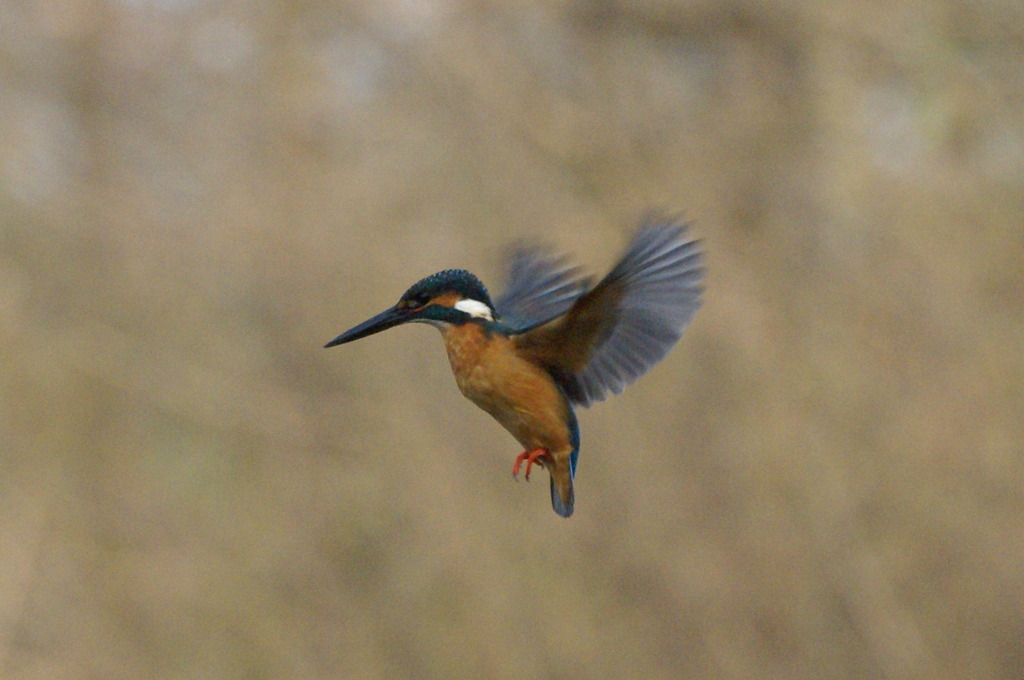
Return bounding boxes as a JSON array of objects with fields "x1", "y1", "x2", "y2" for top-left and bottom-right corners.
[
  {"x1": 515, "y1": 218, "x2": 704, "y2": 407},
  {"x1": 493, "y1": 246, "x2": 588, "y2": 332}
]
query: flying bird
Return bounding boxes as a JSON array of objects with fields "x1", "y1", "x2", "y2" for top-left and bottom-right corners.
[{"x1": 325, "y1": 217, "x2": 704, "y2": 517}]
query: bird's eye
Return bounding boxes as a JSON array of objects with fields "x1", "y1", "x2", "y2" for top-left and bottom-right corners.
[{"x1": 400, "y1": 296, "x2": 428, "y2": 311}]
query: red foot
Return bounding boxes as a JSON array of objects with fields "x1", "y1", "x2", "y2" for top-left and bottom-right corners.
[{"x1": 512, "y1": 448, "x2": 550, "y2": 481}]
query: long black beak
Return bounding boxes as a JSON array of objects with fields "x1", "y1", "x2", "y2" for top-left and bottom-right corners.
[{"x1": 324, "y1": 306, "x2": 409, "y2": 348}]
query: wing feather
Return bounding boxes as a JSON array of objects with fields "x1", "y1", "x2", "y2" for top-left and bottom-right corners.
[
  {"x1": 493, "y1": 246, "x2": 588, "y2": 332},
  {"x1": 515, "y1": 218, "x2": 704, "y2": 407}
]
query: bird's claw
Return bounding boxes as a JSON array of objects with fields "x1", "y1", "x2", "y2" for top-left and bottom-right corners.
[{"x1": 512, "y1": 448, "x2": 549, "y2": 481}]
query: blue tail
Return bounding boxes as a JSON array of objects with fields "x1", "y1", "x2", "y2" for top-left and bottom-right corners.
[
  {"x1": 549, "y1": 475, "x2": 574, "y2": 517},
  {"x1": 549, "y1": 404, "x2": 580, "y2": 518}
]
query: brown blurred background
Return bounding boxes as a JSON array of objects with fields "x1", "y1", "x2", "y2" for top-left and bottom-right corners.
[{"x1": 2, "y1": 1, "x2": 1023, "y2": 678}]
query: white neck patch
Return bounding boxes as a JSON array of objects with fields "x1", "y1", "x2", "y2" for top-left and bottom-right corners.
[{"x1": 454, "y1": 298, "x2": 494, "y2": 321}]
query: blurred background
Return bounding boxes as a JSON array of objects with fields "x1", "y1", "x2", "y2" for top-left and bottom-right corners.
[{"x1": 2, "y1": 0, "x2": 1023, "y2": 678}]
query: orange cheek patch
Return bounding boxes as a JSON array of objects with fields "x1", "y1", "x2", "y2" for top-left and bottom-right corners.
[{"x1": 430, "y1": 292, "x2": 462, "y2": 308}]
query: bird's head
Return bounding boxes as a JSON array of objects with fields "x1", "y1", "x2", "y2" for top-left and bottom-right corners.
[{"x1": 324, "y1": 269, "x2": 496, "y2": 347}]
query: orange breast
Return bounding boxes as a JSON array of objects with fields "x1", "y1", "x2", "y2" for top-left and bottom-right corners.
[{"x1": 441, "y1": 323, "x2": 572, "y2": 453}]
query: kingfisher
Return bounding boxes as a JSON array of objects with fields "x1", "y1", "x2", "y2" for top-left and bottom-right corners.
[{"x1": 325, "y1": 217, "x2": 703, "y2": 518}]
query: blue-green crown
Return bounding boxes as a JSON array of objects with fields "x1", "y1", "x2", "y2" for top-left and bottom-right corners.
[{"x1": 401, "y1": 269, "x2": 493, "y2": 308}]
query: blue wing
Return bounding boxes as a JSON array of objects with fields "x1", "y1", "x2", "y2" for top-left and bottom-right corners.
[
  {"x1": 515, "y1": 218, "x2": 704, "y2": 408},
  {"x1": 493, "y1": 246, "x2": 588, "y2": 332},
  {"x1": 563, "y1": 220, "x2": 703, "y2": 406}
]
